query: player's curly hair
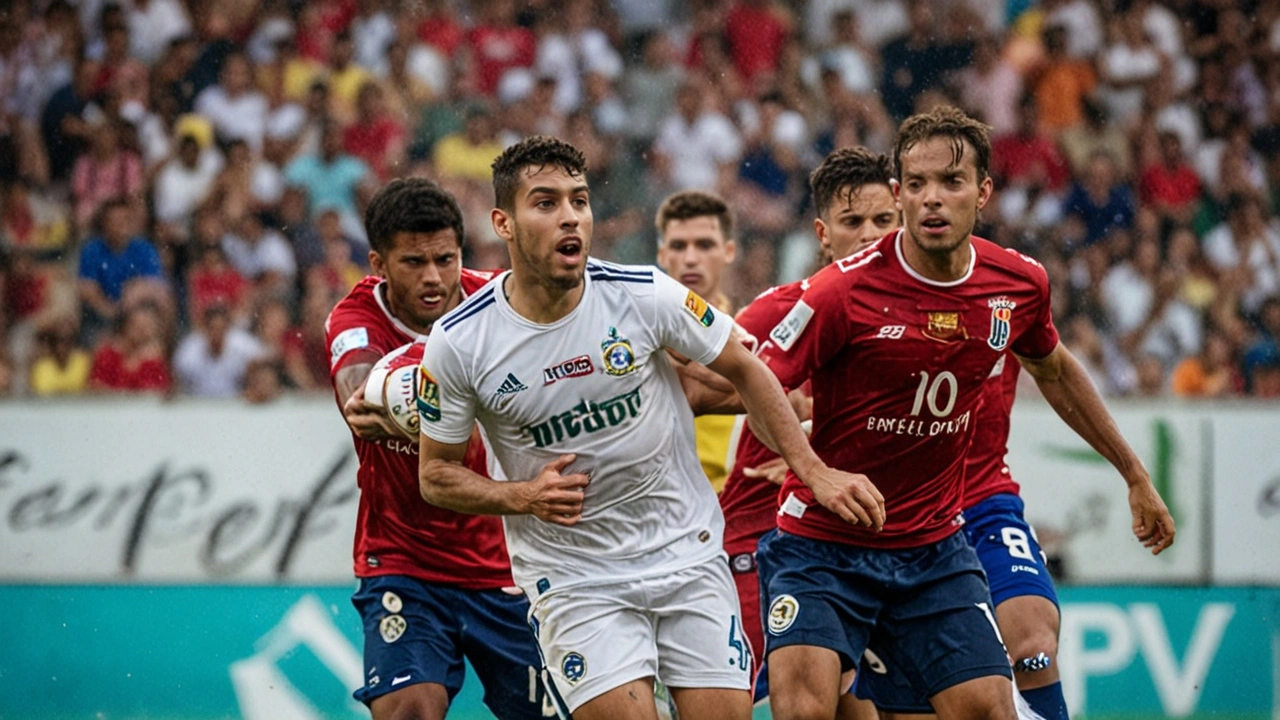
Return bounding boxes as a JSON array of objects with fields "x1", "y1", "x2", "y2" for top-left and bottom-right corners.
[
  {"x1": 892, "y1": 105, "x2": 992, "y2": 182},
  {"x1": 655, "y1": 190, "x2": 734, "y2": 239},
  {"x1": 364, "y1": 177, "x2": 466, "y2": 255},
  {"x1": 491, "y1": 135, "x2": 588, "y2": 212},
  {"x1": 808, "y1": 147, "x2": 894, "y2": 219}
]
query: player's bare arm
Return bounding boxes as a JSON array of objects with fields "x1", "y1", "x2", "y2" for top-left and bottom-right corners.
[
  {"x1": 335, "y1": 358, "x2": 412, "y2": 441},
  {"x1": 1017, "y1": 342, "x2": 1176, "y2": 554},
  {"x1": 418, "y1": 435, "x2": 589, "y2": 526},
  {"x1": 707, "y1": 338, "x2": 885, "y2": 530}
]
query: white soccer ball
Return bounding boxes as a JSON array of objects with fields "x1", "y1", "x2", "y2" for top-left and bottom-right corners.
[{"x1": 363, "y1": 341, "x2": 425, "y2": 438}]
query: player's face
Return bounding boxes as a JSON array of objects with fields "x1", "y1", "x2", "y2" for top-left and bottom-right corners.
[
  {"x1": 895, "y1": 136, "x2": 993, "y2": 257},
  {"x1": 816, "y1": 183, "x2": 899, "y2": 264},
  {"x1": 497, "y1": 165, "x2": 593, "y2": 291},
  {"x1": 658, "y1": 215, "x2": 736, "y2": 299},
  {"x1": 369, "y1": 229, "x2": 463, "y2": 334}
]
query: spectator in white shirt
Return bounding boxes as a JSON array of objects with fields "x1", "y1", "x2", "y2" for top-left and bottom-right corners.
[
  {"x1": 1203, "y1": 193, "x2": 1280, "y2": 315},
  {"x1": 1102, "y1": 234, "x2": 1202, "y2": 366},
  {"x1": 127, "y1": 0, "x2": 191, "y2": 65},
  {"x1": 652, "y1": 80, "x2": 742, "y2": 193},
  {"x1": 221, "y1": 212, "x2": 297, "y2": 300},
  {"x1": 194, "y1": 53, "x2": 269, "y2": 151},
  {"x1": 173, "y1": 303, "x2": 266, "y2": 398}
]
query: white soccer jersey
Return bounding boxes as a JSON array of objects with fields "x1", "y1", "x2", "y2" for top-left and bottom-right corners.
[{"x1": 419, "y1": 259, "x2": 734, "y2": 594}]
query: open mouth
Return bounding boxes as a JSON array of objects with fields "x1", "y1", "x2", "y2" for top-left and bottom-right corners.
[
  {"x1": 420, "y1": 291, "x2": 444, "y2": 307},
  {"x1": 921, "y1": 217, "x2": 950, "y2": 233},
  {"x1": 556, "y1": 237, "x2": 583, "y2": 259}
]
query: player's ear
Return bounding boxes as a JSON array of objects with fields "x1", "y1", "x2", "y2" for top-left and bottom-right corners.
[
  {"x1": 724, "y1": 237, "x2": 737, "y2": 264},
  {"x1": 976, "y1": 175, "x2": 994, "y2": 211},
  {"x1": 491, "y1": 207, "x2": 514, "y2": 242},
  {"x1": 814, "y1": 217, "x2": 830, "y2": 253},
  {"x1": 368, "y1": 249, "x2": 385, "y2": 277},
  {"x1": 890, "y1": 178, "x2": 902, "y2": 208}
]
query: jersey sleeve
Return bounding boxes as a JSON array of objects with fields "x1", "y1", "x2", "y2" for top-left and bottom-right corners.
[
  {"x1": 733, "y1": 287, "x2": 796, "y2": 354},
  {"x1": 325, "y1": 304, "x2": 380, "y2": 378},
  {"x1": 1008, "y1": 252, "x2": 1060, "y2": 361},
  {"x1": 650, "y1": 271, "x2": 734, "y2": 366},
  {"x1": 418, "y1": 331, "x2": 478, "y2": 445},
  {"x1": 757, "y1": 266, "x2": 853, "y2": 390}
]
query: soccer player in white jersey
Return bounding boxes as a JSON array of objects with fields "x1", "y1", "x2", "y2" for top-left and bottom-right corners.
[{"x1": 415, "y1": 136, "x2": 884, "y2": 720}]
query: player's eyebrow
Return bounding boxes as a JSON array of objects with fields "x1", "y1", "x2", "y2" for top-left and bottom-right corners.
[{"x1": 525, "y1": 185, "x2": 591, "y2": 198}]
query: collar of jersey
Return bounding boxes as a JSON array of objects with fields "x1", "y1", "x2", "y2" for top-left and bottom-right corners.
[
  {"x1": 492, "y1": 269, "x2": 593, "y2": 329},
  {"x1": 894, "y1": 229, "x2": 977, "y2": 288}
]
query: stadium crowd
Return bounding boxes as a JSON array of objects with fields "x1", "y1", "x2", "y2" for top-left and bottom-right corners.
[{"x1": 1, "y1": 0, "x2": 1279, "y2": 400}]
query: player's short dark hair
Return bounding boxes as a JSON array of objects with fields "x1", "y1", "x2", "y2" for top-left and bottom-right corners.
[
  {"x1": 893, "y1": 105, "x2": 992, "y2": 182},
  {"x1": 655, "y1": 190, "x2": 734, "y2": 239},
  {"x1": 809, "y1": 147, "x2": 894, "y2": 219},
  {"x1": 491, "y1": 135, "x2": 588, "y2": 212},
  {"x1": 363, "y1": 177, "x2": 465, "y2": 255}
]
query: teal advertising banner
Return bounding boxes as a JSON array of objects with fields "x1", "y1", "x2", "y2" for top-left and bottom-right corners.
[{"x1": 3, "y1": 585, "x2": 1276, "y2": 719}]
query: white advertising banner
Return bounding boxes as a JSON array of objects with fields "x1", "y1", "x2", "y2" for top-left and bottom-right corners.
[
  {"x1": 0, "y1": 398, "x2": 359, "y2": 582},
  {"x1": 1209, "y1": 408, "x2": 1280, "y2": 584},
  {"x1": 1007, "y1": 403, "x2": 1209, "y2": 584}
]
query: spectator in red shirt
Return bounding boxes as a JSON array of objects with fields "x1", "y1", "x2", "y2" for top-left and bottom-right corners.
[
  {"x1": 89, "y1": 301, "x2": 171, "y2": 393},
  {"x1": 464, "y1": 0, "x2": 536, "y2": 97},
  {"x1": 186, "y1": 231, "x2": 249, "y2": 326},
  {"x1": 416, "y1": 0, "x2": 465, "y2": 58},
  {"x1": 1140, "y1": 130, "x2": 1203, "y2": 226},
  {"x1": 342, "y1": 81, "x2": 406, "y2": 181},
  {"x1": 724, "y1": 0, "x2": 791, "y2": 85},
  {"x1": 991, "y1": 96, "x2": 1071, "y2": 192}
]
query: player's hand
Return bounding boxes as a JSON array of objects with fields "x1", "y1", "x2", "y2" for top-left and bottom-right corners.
[
  {"x1": 743, "y1": 458, "x2": 789, "y2": 485},
  {"x1": 1129, "y1": 480, "x2": 1175, "y2": 555},
  {"x1": 522, "y1": 454, "x2": 591, "y2": 526},
  {"x1": 807, "y1": 466, "x2": 885, "y2": 531},
  {"x1": 343, "y1": 385, "x2": 412, "y2": 441}
]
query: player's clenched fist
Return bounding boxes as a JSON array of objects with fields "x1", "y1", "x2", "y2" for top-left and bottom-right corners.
[
  {"x1": 520, "y1": 454, "x2": 591, "y2": 526},
  {"x1": 1129, "y1": 480, "x2": 1176, "y2": 555},
  {"x1": 808, "y1": 467, "x2": 886, "y2": 531}
]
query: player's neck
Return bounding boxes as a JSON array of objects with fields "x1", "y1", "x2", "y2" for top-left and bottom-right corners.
[
  {"x1": 380, "y1": 283, "x2": 439, "y2": 335},
  {"x1": 901, "y1": 231, "x2": 973, "y2": 283},
  {"x1": 503, "y1": 271, "x2": 585, "y2": 324}
]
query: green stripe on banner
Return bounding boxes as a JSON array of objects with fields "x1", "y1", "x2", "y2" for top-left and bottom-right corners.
[{"x1": 3, "y1": 586, "x2": 1278, "y2": 719}]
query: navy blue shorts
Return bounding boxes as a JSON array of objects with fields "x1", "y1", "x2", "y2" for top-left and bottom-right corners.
[
  {"x1": 963, "y1": 493, "x2": 1059, "y2": 608},
  {"x1": 351, "y1": 575, "x2": 550, "y2": 719},
  {"x1": 756, "y1": 529, "x2": 1011, "y2": 713}
]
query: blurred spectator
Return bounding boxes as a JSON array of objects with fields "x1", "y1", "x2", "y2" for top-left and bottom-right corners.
[
  {"x1": 622, "y1": 31, "x2": 684, "y2": 143},
  {"x1": 1097, "y1": 9, "x2": 1163, "y2": 126},
  {"x1": 1028, "y1": 25, "x2": 1096, "y2": 136},
  {"x1": 88, "y1": 300, "x2": 171, "y2": 393},
  {"x1": 172, "y1": 303, "x2": 264, "y2": 398},
  {"x1": 465, "y1": 0, "x2": 536, "y2": 98},
  {"x1": 305, "y1": 208, "x2": 364, "y2": 302},
  {"x1": 1062, "y1": 314, "x2": 1137, "y2": 396},
  {"x1": 1244, "y1": 296, "x2": 1280, "y2": 391},
  {"x1": 735, "y1": 91, "x2": 808, "y2": 235},
  {"x1": 1166, "y1": 225, "x2": 1220, "y2": 312},
  {"x1": 127, "y1": 0, "x2": 193, "y2": 66},
  {"x1": 77, "y1": 199, "x2": 165, "y2": 337},
  {"x1": 71, "y1": 121, "x2": 145, "y2": 233},
  {"x1": 152, "y1": 134, "x2": 223, "y2": 236},
  {"x1": 1133, "y1": 353, "x2": 1168, "y2": 396},
  {"x1": 1062, "y1": 151, "x2": 1136, "y2": 247},
  {"x1": 29, "y1": 316, "x2": 91, "y2": 396},
  {"x1": 187, "y1": 236, "x2": 249, "y2": 326},
  {"x1": 194, "y1": 52, "x2": 268, "y2": 151},
  {"x1": 342, "y1": 81, "x2": 406, "y2": 182},
  {"x1": 222, "y1": 212, "x2": 297, "y2": 301},
  {"x1": 1102, "y1": 235, "x2": 1202, "y2": 366},
  {"x1": 992, "y1": 96, "x2": 1071, "y2": 193},
  {"x1": 326, "y1": 31, "x2": 374, "y2": 124},
  {"x1": 1060, "y1": 98, "x2": 1133, "y2": 180},
  {"x1": 1202, "y1": 193, "x2": 1280, "y2": 315},
  {"x1": 1044, "y1": 0, "x2": 1103, "y2": 60},
  {"x1": 414, "y1": 0, "x2": 465, "y2": 59},
  {"x1": 1139, "y1": 130, "x2": 1202, "y2": 226},
  {"x1": 249, "y1": 294, "x2": 317, "y2": 391},
  {"x1": 206, "y1": 138, "x2": 282, "y2": 224},
  {"x1": 1171, "y1": 328, "x2": 1243, "y2": 397},
  {"x1": 955, "y1": 35, "x2": 1021, "y2": 137},
  {"x1": 242, "y1": 356, "x2": 285, "y2": 403},
  {"x1": 534, "y1": 0, "x2": 624, "y2": 114},
  {"x1": 284, "y1": 120, "x2": 373, "y2": 237},
  {"x1": 652, "y1": 80, "x2": 742, "y2": 193},
  {"x1": 1, "y1": 180, "x2": 71, "y2": 252},
  {"x1": 879, "y1": 0, "x2": 972, "y2": 121},
  {"x1": 725, "y1": 0, "x2": 792, "y2": 85},
  {"x1": 432, "y1": 105, "x2": 504, "y2": 182}
]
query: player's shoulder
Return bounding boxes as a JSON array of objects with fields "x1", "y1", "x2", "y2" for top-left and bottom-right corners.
[
  {"x1": 461, "y1": 267, "x2": 501, "y2": 294},
  {"x1": 586, "y1": 259, "x2": 656, "y2": 287},
  {"x1": 436, "y1": 274, "x2": 502, "y2": 335},
  {"x1": 325, "y1": 276, "x2": 382, "y2": 336},
  {"x1": 811, "y1": 234, "x2": 893, "y2": 290},
  {"x1": 972, "y1": 236, "x2": 1047, "y2": 283}
]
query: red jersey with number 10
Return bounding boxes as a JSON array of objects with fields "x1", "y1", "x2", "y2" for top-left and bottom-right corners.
[
  {"x1": 326, "y1": 270, "x2": 513, "y2": 588},
  {"x1": 758, "y1": 231, "x2": 1059, "y2": 548}
]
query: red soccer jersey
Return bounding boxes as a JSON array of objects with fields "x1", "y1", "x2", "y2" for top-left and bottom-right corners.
[
  {"x1": 326, "y1": 269, "x2": 513, "y2": 588},
  {"x1": 758, "y1": 231, "x2": 1060, "y2": 548},
  {"x1": 962, "y1": 353, "x2": 1023, "y2": 509},
  {"x1": 719, "y1": 281, "x2": 805, "y2": 555}
]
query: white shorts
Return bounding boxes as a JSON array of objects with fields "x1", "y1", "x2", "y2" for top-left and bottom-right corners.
[{"x1": 529, "y1": 557, "x2": 752, "y2": 711}]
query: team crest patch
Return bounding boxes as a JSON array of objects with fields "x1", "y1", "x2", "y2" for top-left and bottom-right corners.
[
  {"x1": 923, "y1": 311, "x2": 968, "y2": 343},
  {"x1": 683, "y1": 290, "x2": 716, "y2": 327},
  {"x1": 561, "y1": 652, "x2": 587, "y2": 684},
  {"x1": 380, "y1": 614, "x2": 407, "y2": 643},
  {"x1": 381, "y1": 591, "x2": 403, "y2": 613},
  {"x1": 768, "y1": 594, "x2": 800, "y2": 635},
  {"x1": 417, "y1": 367, "x2": 441, "y2": 422},
  {"x1": 987, "y1": 297, "x2": 1017, "y2": 351},
  {"x1": 601, "y1": 327, "x2": 638, "y2": 376}
]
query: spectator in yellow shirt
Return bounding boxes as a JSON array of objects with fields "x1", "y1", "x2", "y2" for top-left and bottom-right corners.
[{"x1": 29, "y1": 319, "x2": 91, "y2": 396}]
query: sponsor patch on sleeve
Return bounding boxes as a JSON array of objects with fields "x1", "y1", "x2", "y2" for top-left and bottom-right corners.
[
  {"x1": 683, "y1": 290, "x2": 715, "y2": 327},
  {"x1": 329, "y1": 327, "x2": 370, "y2": 367},
  {"x1": 768, "y1": 301, "x2": 814, "y2": 352},
  {"x1": 417, "y1": 366, "x2": 441, "y2": 423}
]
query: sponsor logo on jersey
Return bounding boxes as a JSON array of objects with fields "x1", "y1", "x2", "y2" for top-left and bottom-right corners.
[
  {"x1": 923, "y1": 311, "x2": 968, "y2": 343},
  {"x1": 769, "y1": 300, "x2": 814, "y2": 351},
  {"x1": 494, "y1": 372, "x2": 529, "y2": 398},
  {"x1": 987, "y1": 297, "x2": 1017, "y2": 351},
  {"x1": 417, "y1": 367, "x2": 441, "y2": 422},
  {"x1": 379, "y1": 614, "x2": 407, "y2": 643},
  {"x1": 329, "y1": 326, "x2": 369, "y2": 367},
  {"x1": 562, "y1": 652, "x2": 587, "y2": 684},
  {"x1": 768, "y1": 594, "x2": 799, "y2": 635},
  {"x1": 543, "y1": 355, "x2": 595, "y2": 385},
  {"x1": 601, "y1": 326, "x2": 639, "y2": 376},
  {"x1": 683, "y1": 289, "x2": 716, "y2": 327},
  {"x1": 521, "y1": 388, "x2": 643, "y2": 448}
]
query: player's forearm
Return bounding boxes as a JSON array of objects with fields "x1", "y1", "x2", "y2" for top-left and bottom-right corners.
[
  {"x1": 677, "y1": 358, "x2": 745, "y2": 415},
  {"x1": 1033, "y1": 349, "x2": 1148, "y2": 487},
  {"x1": 419, "y1": 458, "x2": 529, "y2": 515},
  {"x1": 731, "y1": 360, "x2": 822, "y2": 480}
]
